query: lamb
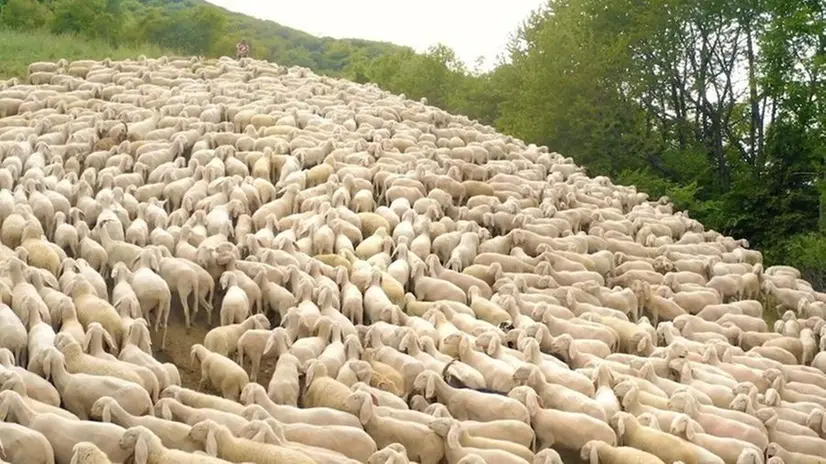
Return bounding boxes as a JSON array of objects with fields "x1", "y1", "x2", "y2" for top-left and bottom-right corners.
[
  {"x1": 0, "y1": 303, "x2": 27, "y2": 365},
  {"x1": 42, "y1": 347, "x2": 151, "y2": 420},
  {"x1": 757, "y1": 409, "x2": 826, "y2": 459},
  {"x1": 91, "y1": 397, "x2": 202, "y2": 453},
  {"x1": 203, "y1": 314, "x2": 269, "y2": 358},
  {"x1": 508, "y1": 386, "x2": 615, "y2": 453},
  {"x1": 670, "y1": 414, "x2": 763, "y2": 464},
  {"x1": 154, "y1": 397, "x2": 249, "y2": 437},
  {"x1": 580, "y1": 439, "x2": 666, "y2": 464},
  {"x1": 52, "y1": 332, "x2": 156, "y2": 399},
  {"x1": 118, "y1": 321, "x2": 181, "y2": 391},
  {"x1": 428, "y1": 416, "x2": 534, "y2": 462},
  {"x1": 0, "y1": 347, "x2": 61, "y2": 406},
  {"x1": 668, "y1": 389, "x2": 767, "y2": 450},
  {"x1": 161, "y1": 385, "x2": 244, "y2": 416},
  {"x1": 341, "y1": 391, "x2": 444, "y2": 464},
  {"x1": 0, "y1": 418, "x2": 55, "y2": 464},
  {"x1": 611, "y1": 411, "x2": 710, "y2": 464},
  {"x1": 241, "y1": 409, "x2": 377, "y2": 462},
  {"x1": 239, "y1": 383, "x2": 362, "y2": 429},
  {"x1": 0, "y1": 390, "x2": 130, "y2": 463},
  {"x1": 428, "y1": 418, "x2": 528, "y2": 464},
  {"x1": 513, "y1": 363, "x2": 607, "y2": 421},
  {"x1": 267, "y1": 353, "x2": 301, "y2": 406},
  {"x1": 239, "y1": 419, "x2": 360, "y2": 464},
  {"x1": 118, "y1": 425, "x2": 232, "y2": 464},
  {"x1": 0, "y1": 370, "x2": 78, "y2": 420},
  {"x1": 67, "y1": 441, "x2": 116, "y2": 464},
  {"x1": 189, "y1": 344, "x2": 249, "y2": 401},
  {"x1": 412, "y1": 370, "x2": 530, "y2": 423},
  {"x1": 766, "y1": 443, "x2": 826, "y2": 464},
  {"x1": 187, "y1": 419, "x2": 316, "y2": 464}
]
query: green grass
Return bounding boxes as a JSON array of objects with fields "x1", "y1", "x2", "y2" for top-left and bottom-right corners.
[{"x1": 0, "y1": 27, "x2": 169, "y2": 80}]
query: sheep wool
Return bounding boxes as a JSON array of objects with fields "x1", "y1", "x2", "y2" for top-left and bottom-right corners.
[{"x1": 0, "y1": 53, "x2": 823, "y2": 464}]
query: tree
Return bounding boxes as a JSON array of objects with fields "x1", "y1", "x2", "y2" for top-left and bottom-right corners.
[
  {"x1": 0, "y1": 0, "x2": 52, "y2": 30},
  {"x1": 51, "y1": 0, "x2": 122, "y2": 43}
]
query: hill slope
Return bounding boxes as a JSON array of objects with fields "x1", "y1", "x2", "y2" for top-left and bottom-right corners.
[
  {"x1": 2, "y1": 54, "x2": 824, "y2": 464},
  {"x1": 0, "y1": 0, "x2": 408, "y2": 76},
  {"x1": 0, "y1": 27, "x2": 168, "y2": 79}
]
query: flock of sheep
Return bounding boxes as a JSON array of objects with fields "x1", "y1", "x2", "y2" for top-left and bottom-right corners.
[{"x1": 0, "y1": 54, "x2": 824, "y2": 464}]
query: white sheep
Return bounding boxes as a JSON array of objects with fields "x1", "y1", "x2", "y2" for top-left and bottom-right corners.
[
  {"x1": 119, "y1": 425, "x2": 231, "y2": 464},
  {"x1": 187, "y1": 419, "x2": 315, "y2": 464},
  {"x1": 189, "y1": 344, "x2": 249, "y2": 401},
  {"x1": 343, "y1": 391, "x2": 444, "y2": 464}
]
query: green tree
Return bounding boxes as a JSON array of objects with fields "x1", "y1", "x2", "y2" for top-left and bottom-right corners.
[
  {"x1": 0, "y1": 0, "x2": 52, "y2": 30},
  {"x1": 51, "y1": 0, "x2": 122, "y2": 43}
]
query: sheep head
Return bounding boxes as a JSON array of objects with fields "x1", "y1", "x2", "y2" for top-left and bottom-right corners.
[
  {"x1": 412, "y1": 371, "x2": 438, "y2": 400},
  {"x1": 427, "y1": 417, "x2": 455, "y2": 438},
  {"x1": 188, "y1": 419, "x2": 221, "y2": 456},
  {"x1": 71, "y1": 442, "x2": 110, "y2": 464},
  {"x1": 343, "y1": 391, "x2": 373, "y2": 425}
]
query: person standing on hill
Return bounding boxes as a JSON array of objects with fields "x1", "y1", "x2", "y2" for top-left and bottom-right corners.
[{"x1": 236, "y1": 39, "x2": 249, "y2": 59}]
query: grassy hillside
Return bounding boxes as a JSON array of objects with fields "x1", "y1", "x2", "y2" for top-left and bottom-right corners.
[
  {"x1": 0, "y1": 27, "x2": 169, "y2": 79},
  {"x1": 0, "y1": 0, "x2": 408, "y2": 76},
  {"x1": 182, "y1": 0, "x2": 408, "y2": 72}
]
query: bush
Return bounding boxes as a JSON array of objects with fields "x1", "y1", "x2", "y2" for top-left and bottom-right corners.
[
  {"x1": 0, "y1": 0, "x2": 52, "y2": 30},
  {"x1": 777, "y1": 233, "x2": 826, "y2": 291}
]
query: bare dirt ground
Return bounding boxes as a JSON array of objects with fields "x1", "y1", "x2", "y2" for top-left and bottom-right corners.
[{"x1": 146, "y1": 297, "x2": 277, "y2": 394}]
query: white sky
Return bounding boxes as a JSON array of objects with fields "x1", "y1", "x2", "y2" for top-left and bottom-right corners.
[{"x1": 205, "y1": 0, "x2": 546, "y2": 70}]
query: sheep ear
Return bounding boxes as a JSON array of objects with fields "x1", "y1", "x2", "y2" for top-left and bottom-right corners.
[
  {"x1": 103, "y1": 329, "x2": 118, "y2": 354},
  {"x1": 425, "y1": 374, "x2": 436, "y2": 398},
  {"x1": 159, "y1": 402, "x2": 172, "y2": 420},
  {"x1": 589, "y1": 444, "x2": 599, "y2": 464},
  {"x1": 487, "y1": 338, "x2": 497, "y2": 356},
  {"x1": 305, "y1": 363, "x2": 316, "y2": 387},
  {"x1": 205, "y1": 429, "x2": 218, "y2": 457},
  {"x1": 134, "y1": 434, "x2": 149, "y2": 464},
  {"x1": 525, "y1": 391, "x2": 541, "y2": 413},
  {"x1": 616, "y1": 416, "x2": 626, "y2": 437},
  {"x1": 102, "y1": 403, "x2": 111, "y2": 423},
  {"x1": 636, "y1": 336, "x2": 648, "y2": 354},
  {"x1": 684, "y1": 421, "x2": 696, "y2": 441},
  {"x1": 358, "y1": 395, "x2": 372, "y2": 424},
  {"x1": 42, "y1": 351, "x2": 52, "y2": 380},
  {"x1": 250, "y1": 430, "x2": 269, "y2": 444},
  {"x1": 82, "y1": 330, "x2": 93, "y2": 353},
  {"x1": 139, "y1": 325, "x2": 152, "y2": 353}
]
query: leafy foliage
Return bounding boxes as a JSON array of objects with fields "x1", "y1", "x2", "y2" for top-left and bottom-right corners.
[
  {"x1": 346, "y1": 0, "x2": 826, "y2": 278},
  {"x1": 0, "y1": 0, "x2": 406, "y2": 73},
  {"x1": 0, "y1": 26, "x2": 169, "y2": 79}
]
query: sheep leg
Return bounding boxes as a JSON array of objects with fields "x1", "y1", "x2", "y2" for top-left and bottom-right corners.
[
  {"x1": 236, "y1": 348, "x2": 245, "y2": 371},
  {"x1": 160, "y1": 299, "x2": 170, "y2": 351},
  {"x1": 198, "y1": 364, "x2": 210, "y2": 392},
  {"x1": 250, "y1": 355, "x2": 261, "y2": 383},
  {"x1": 191, "y1": 280, "x2": 199, "y2": 323},
  {"x1": 181, "y1": 291, "x2": 192, "y2": 333}
]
